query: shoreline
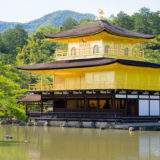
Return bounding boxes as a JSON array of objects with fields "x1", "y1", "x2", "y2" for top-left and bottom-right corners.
[{"x1": 1, "y1": 120, "x2": 160, "y2": 131}]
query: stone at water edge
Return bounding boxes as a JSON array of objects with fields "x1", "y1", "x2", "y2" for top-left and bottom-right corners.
[
  {"x1": 129, "y1": 127, "x2": 135, "y2": 132},
  {"x1": 24, "y1": 140, "x2": 28, "y2": 143},
  {"x1": 3, "y1": 135, "x2": 13, "y2": 140},
  {"x1": 101, "y1": 127, "x2": 106, "y2": 130},
  {"x1": 19, "y1": 122, "x2": 26, "y2": 126}
]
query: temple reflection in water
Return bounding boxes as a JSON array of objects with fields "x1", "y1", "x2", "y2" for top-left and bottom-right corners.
[
  {"x1": 18, "y1": 128, "x2": 160, "y2": 160},
  {"x1": 1, "y1": 126, "x2": 160, "y2": 160}
]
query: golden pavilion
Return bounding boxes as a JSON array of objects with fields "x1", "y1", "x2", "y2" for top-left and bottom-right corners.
[{"x1": 17, "y1": 12, "x2": 160, "y2": 122}]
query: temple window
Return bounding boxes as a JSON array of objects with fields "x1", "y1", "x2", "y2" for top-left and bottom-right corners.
[
  {"x1": 105, "y1": 45, "x2": 110, "y2": 54},
  {"x1": 71, "y1": 47, "x2": 77, "y2": 56},
  {"x1": 115, "y1": 99, "x2": 126, "y2": 109},
  {"x1": 124, "y1": 47, "x2": 129, "y2": 56},
  {"x1": 88, "y1": 100, "x2": 97, "y2": 108},
  {"x1": 100, "y1": 99, "x2": 112, "y2": 109},
  {"x1": 93, "y1": 45, "x2": 99, "y2": 54}
]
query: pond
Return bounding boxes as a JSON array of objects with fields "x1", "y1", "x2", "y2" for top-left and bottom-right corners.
[{"x1": 0, "y1": 125, "x2": 160, "y2": 160}]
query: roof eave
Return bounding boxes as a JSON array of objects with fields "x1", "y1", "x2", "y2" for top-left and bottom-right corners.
[{"x1": 44, "y1": 29, "x2": 155, "y2": 40}]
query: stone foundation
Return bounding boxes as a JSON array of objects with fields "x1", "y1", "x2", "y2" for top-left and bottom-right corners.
[
  {"x1": 67, "y1": 121, "x2": 82, "y2": 128},
  {"x1": 49, "y1": 121, "x2": 66, "y2": 127},
  {"x1": 95, "y1": 122, "x2": 108, "y2": 128},
  {"x1": 81, "y1": 121, "x2": 95, "y2": 128},
  {"x1": 2, "y1": 120, "x2": 158, "y2": 131},
  {"x1": 36, "y1": 120, "x2": 48, "y2": 126}
]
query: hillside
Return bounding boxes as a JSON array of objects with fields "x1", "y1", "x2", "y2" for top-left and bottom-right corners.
[
  {"x1": 0, "y1": 21, "x2": 20, "y2": 33},
  {"x1": 0, "y1": 10, "x2": 95, "y2": 33}
]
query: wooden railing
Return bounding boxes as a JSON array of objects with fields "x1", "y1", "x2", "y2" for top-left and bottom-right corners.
[
  {"x1": 27, "y1": 111, "x2": 125, "y2": 120},
  {"x1": 29, "y1": 83, "x2": 54, "y2": 91},
  {"x1": 28, "y1": 82, "x2": 114, "y2": 91},
  {"x1": 55, "y1": 47, "x2": 144, "y2": 61}
]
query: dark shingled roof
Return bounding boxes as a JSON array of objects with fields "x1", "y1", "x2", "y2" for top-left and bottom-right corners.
[
  {"x1": 45, "y1": 20, "x2": 155, "y2": 39},
  {"x1": 18, "y1": 95, "x2": 41, "y2": 102},
  {"x1": 16, "y1": 58, "x2": 160, "y2": 70}
]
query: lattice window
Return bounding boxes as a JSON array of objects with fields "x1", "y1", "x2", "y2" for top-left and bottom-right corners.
[
  {"x1": 124, "y1": 47, "x2": 129, "y2": 56},
  {"x1": 71, "y1": 47, "x2": 77, "y2": 56},
  {"x1": 93, "y1": 45, "x2": 99, "y2": 54},
  {"x1": 105, "y1": 45, "x2": 110, "y2": 54}
]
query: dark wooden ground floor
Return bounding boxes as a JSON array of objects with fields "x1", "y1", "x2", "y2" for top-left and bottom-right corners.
[{"x1": 19, "y1": 89, "x2": 160, "y2": 122}]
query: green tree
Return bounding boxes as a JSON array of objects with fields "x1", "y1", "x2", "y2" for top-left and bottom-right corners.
[
  {"x1": 0, "y1": 62, "x2": 26, "y2": 121},
  {"x1": 80, "y1": 19, "x2": 92, "y2": 25},
  {"x1": 2, "y1": 25, "x2": 28, "y2": 60},
  {"x1": 151, "y1": 11, "x2": 160, "y2": 35},
  {"x1": 59, "y1": 17, "x2": 79, "y2": 31},
  {"x1": 16, "y1": 25, "x2": 58, "y2": 65},
  {"x1": 0, "y1": 34, "x2": 6, "y2": 53},
  {"x1": 143, "y1": 35, "x2": 160, "y2": 63},
  {"x1": 132, "y1": 7, "x2": 153, "y2": 34},
  {"x1": 112, "y1": 11, "x2": 134, "y2": 30}
]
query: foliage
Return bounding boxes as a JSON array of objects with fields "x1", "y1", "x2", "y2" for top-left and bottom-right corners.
[
  {"x1": 111, "y1": 7, "x2": 160, "y2": 35},
  {"x1": 3, "y1": 25, "x2": 28, "y2": 54},
  {"x1": 150, "y1": 11, "x2": 160, "y2": 35},
  {"x1": 16, "y1": 25, "x2": 58, "y2": 65},
  {"x1": 0, "y1": 34, "x2": 5, "y2": 53},
  {"x1": 142, "y1": 36, "x2": 160, "y2": 63},
  {"x1": 0, "y1": 62, "x2": 27, "y2": 121},
  {"x1": 59, "y1": 17, "x2": 79, "y2": 31},
  {"x1": 1, "y1": 25, "x2": 28, "y2": 63},
  {"x1": 112, "y1": 11, "x2": 134, "y2": 30},
  {"x1": 79, "y1": 19, "x2": 93, "y2": 26},
  {"x1": 132, "y1": 8, "x2": 153, "y2": 34}
]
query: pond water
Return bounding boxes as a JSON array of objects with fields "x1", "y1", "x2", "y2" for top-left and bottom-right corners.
[{"x1": 0, "y1": 125, "x2": 160, "y2": 160}]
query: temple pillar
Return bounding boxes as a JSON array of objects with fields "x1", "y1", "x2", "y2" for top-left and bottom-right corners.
[
  {"x1": 84, "y1": 95, "x2": 87, "y2": 111},
  {"x1": 97, "y1": 97, "x2": 100, "y2": 112},
  {"x1": 40, "y1": 101, "x2": 43, "y2": 112},
  {"x1": 41, "y1": 74, "x2": 43, "y2": 90},
  {"x1": 113, "y1": 93, "x2": 116, "y2": 118},
  {"x1": 65, "y1": 98, "x2": 67, "y2": 111},
  {"x1": 53, "y1": 100, "x2": 54, "y2": 112},
  {"x1": 25, "y1": 103, "x2": 29, "y2": 122},
  {"x1": 26, "y1": 104, "x2": 28, "y2": 114},
  {"x1": 52, "y1": 74, "x2": 54, "y2": 90}
]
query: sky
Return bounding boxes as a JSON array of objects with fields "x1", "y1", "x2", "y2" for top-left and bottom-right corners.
[{"x1": 0, "y1": 0, "x2": 160, "y2": 23}]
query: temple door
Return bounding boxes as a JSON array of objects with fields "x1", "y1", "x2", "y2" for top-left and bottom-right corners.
[
  {"x1": 54, "y1": 100, "x2": 66, "y2": 112},
  {"x1": 127, "y1": 99, "x2": 138, "y2": 116}
]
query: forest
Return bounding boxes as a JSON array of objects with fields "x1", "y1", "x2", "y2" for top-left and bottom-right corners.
[{"x1": 0, "y1": 7, "x2": 160, "y2": 121}]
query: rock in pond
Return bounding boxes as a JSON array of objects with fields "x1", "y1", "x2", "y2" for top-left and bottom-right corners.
[
  {"x1": 3, "y1": 135, "x2": 13, "y2": 140},
  {"x1": 129, "y1": 127, "x2": 135, "y2": 132}
]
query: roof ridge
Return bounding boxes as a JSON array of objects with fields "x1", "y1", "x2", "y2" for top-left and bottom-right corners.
[{"x1": 98, "y1": 20, "x2": 106, "y2": 29}]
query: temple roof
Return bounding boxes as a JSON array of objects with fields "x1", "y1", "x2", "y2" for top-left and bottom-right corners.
[
  {"x1": 18, "y1": 95, "x2": 41, "y2": 102},
  {"x1": 45, "y1": 20, "x2": 155, "y2": 39},
  {"x1": 16, "y1": 58, "x2": 160, "y2": 70}
]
